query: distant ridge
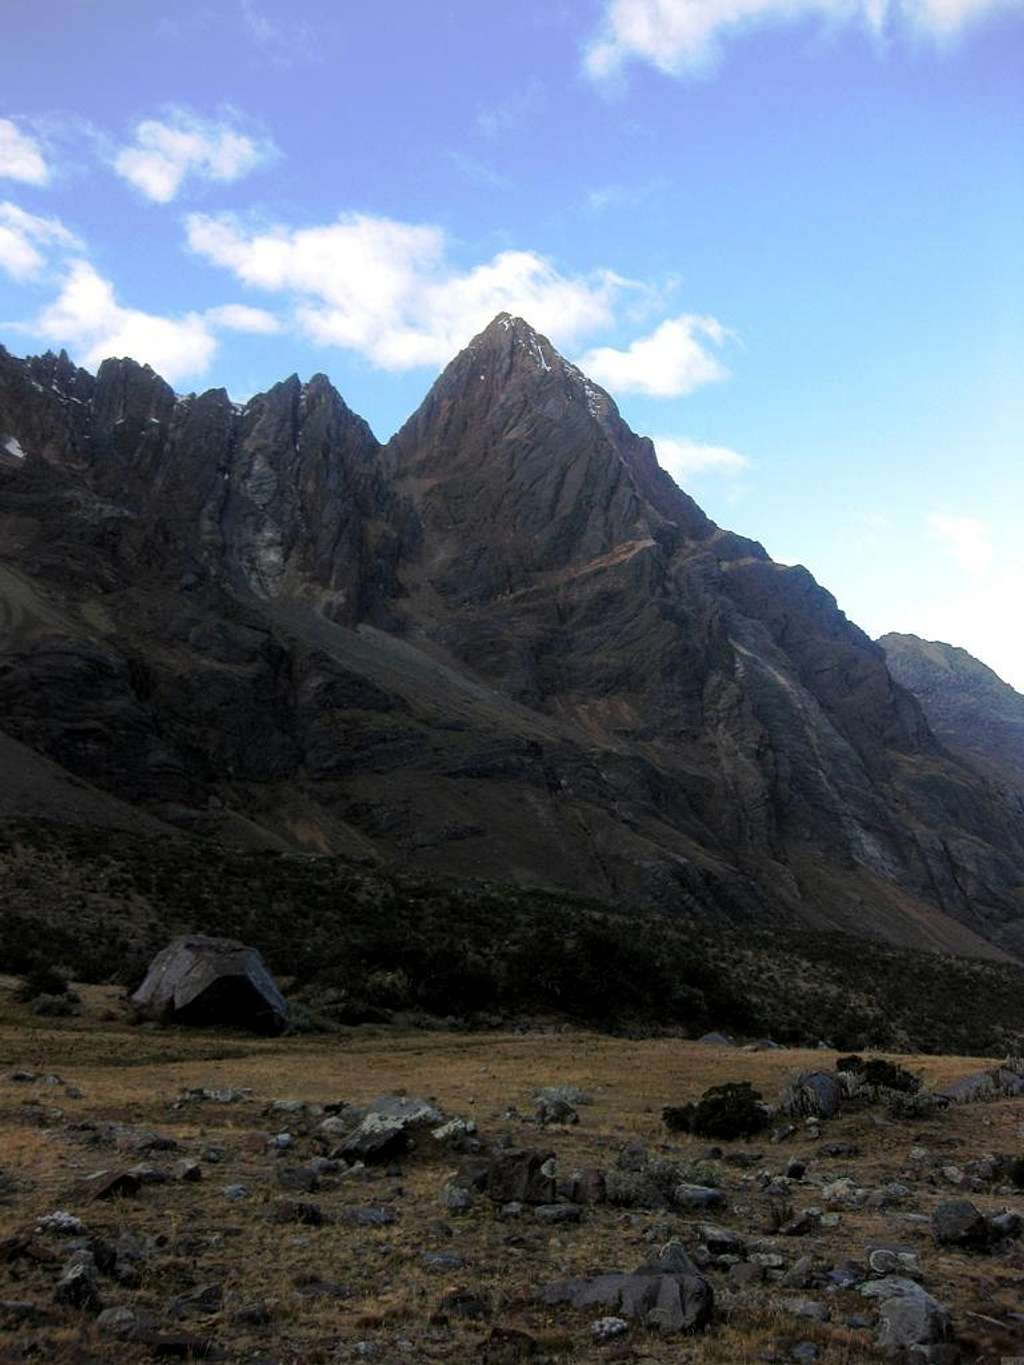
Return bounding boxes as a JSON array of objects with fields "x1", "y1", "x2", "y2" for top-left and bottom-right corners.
[{"x1": 880, "y1": 632, "x2": 1024, "y2": 793}]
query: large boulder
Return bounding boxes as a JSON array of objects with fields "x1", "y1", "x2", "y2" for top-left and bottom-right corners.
[
  {"x1": 540, "y1": 1242, "x2": 713, "y2": 1334},
  {"x1": 131, "y1": 935, "x2": 288, "y2": 1035},
  {"x1": 782, "y1": 1071, "x2": 843, "y2": 1119}
]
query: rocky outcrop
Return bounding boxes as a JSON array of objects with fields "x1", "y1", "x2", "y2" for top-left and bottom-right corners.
[{"x1": 1, "y1": 321, "x2": 1024, "y2": 960}]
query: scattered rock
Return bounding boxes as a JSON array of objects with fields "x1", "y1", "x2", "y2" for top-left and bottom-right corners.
[
  {"x1": 441, "y1": 1182, "x2": 474, "y2": 1215},
  {"x1": 782, "y1": 1072, "x2": 843, "y2": 1120},
  {"x1": 338, "y1": 1206, "x2": 397, "y2": 1227},
  {"x1": 534, "y1": 1203, "x2": 581, "y2": 1224},
  {"x1": 673, "y1": 1182, "x2": 724, "y2": 1210},
  {"x1": 54, "y1": 1251, "x2": 101, "y2": 1312},
  {"x1": 591, "y1": 1315, "x2": 629, "y2": 1341},
  {"x1": 71, "y1": 1168, "x2": 141, "y2": 1202},
  {"x1": 777, "y1": 1297, "x2": 829, "y2": 1323},
  {"x1": 167, "y1": 1283, "x2": 223, "y2": 1319},
  {"x1": 933, "y1": 1199, "x2": 990, "y2": 1248}
]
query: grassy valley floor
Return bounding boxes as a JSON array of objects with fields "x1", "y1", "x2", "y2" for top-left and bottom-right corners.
[{"x1": 3, "y1": 980, "x2": 1024, "y2": 1362}]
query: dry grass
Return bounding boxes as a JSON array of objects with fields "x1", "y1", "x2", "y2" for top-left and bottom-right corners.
[{"x1": 1, "y1": 976, "x2": 1023, "y2": 1363}]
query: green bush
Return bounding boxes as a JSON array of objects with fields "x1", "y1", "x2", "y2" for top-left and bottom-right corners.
[
  {"x1": 17, "y1": 963, "x2": 69, "y2": 1001},
  {"x1": 689, "y1": 1082, "x2": 769, "y2": 1140}
]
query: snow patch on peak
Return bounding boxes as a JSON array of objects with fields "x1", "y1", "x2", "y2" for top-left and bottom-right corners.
[{"x1": 3, "y1": 436, "x2": 26, "y2": 460}]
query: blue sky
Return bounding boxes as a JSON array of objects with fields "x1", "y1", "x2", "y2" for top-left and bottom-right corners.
[{"x1": 1, "y1": 0, "x2": 1022, "y2": 685}]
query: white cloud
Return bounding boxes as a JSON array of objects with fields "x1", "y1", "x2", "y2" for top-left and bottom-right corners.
[
  {"x1": 576, "y1": 314, "x2": 731, "y2": 396},
  {"x1": 239, "y1": 0, "x2": 322, "y2": 66},
  {"x1": 927, "y1": 512, "x2": 994, "y2": 575},
  {"x1": 585, "y1": 0, "x2": 1023, "y2": 77},
  {"x1": 0, "y1": 202, "x2": 79, "y2": 281},
  {"x1": 655, "y1": 435, "x2": 751, "y2": 481},
  {"x1": 0, "y1": 119, "x2": 49, "y2": 185},
  {"x1": 33, "y1": 260, "x2": 218, "y2": 384},
  {"x1": 204, "y1": 303, "x2": 280, "y2": 334},
  {"x1": 113, "y1": 111, "x2": 276, "y2": 204},
  {"x1": 186, "y1": 210, "x2": 636, "y2": 371}
]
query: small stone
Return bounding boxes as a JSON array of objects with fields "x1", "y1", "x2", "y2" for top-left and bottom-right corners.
[
  {"x1": 932, "y1": 1199, "x2": 990, "y2": 1248},
  {"x1": 232, "y1": 1301, "x2": 271, "y2": 1327},
  {"x1": 420, "y1": 1250, "x2": 465, "y2": 1272},
  {"x1": 167, "y1": 1282, "x2": 223, "y2": 1319},
  {"x1": 441, "y1": 1183, "x2": 474, "y2": 1215},
  {"x1": 276, "y1": 1165, "x2": 319, "y2": 1192},
  {"x1": 222, "y1": 1183, "x2": 249, "y2": 1200},
  {"x1": 54, "y1": 1252, "x2": 101, "y2": 1312},
  {"x1": 173, "y1": 1159, "x2": 202, "y2": 1183},
  {"x1": 591, "y1": 1315, "x2": 629, "y2": 1341},
  {"x1": 96, "y1": 1305, "x2": 140, "y2": 1337},
  {"x1": 339, "y1": 1206, "x2": 397, "y2": 1227},
  {"x1": 673, "y1": 1182, "x2": 725, "y2": 1210},
  {"x1": 35, "y1": 1211, "x2": 84, "y2": 1236},
  {"x1": 437, "y1": 1286, "x2": 490, "y2": 1320},
  {"x1": 781, "y1": 1256, "x2": 814, "y2": 1289},
  {"x1": 777, "y1": 1297, "x2": 829, "y2": 1323},
  {"x1": 729, "y1": 1262, "x2": 766, "y2": 1287},
  {"x1": 534, "y1": 1203, "x2": 581, "y2": 1224}
]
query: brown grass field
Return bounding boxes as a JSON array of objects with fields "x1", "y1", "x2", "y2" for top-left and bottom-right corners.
[{"x1": 2, "y1": 976, "x2": 1024, "y2": 1364}]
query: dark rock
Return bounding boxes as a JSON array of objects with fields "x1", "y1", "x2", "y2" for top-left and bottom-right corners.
[
  {"x1": 231, "y1": 1302, "x2": 271, "y2": 1327},
  {"x1": 479, "y1": 1325, "x2": 542, "y2": 1362},
  {"x1": 535, "y1": 1096, "x2": 578, "y2": 1125},
  {"x1": 96, "y1": 1304, "x2": 142, "y2": 1337},
  {"x1": 534, "y1": 1203, "x2": 581, "y2": 1224},
  {"x1": 777, "y1": 1297, "x2": 829, "y2": 1323},
  {"x1": 673, "y1": 1183, "x2": 725, "y2": 1210},
  {"x1": 276, "y1": 1165, "x2": 320, "y2": 1192},
  {"x1": 71, "y1": 1168, "x2": 141, "y2": 1201},
  {"x1": 876, "y1": 1285, "x2": 951, "y2": 1349},
  {"x1": 436, "y1": 1286, "x2": 490, "y2": 1320},
  {"x1": 420, "y1": 1250, "x2": 465, "y2": 1272},
  {"x1": 781, "y1": 1256, "x2": 815, "y2": 1289},
  {"x1": 271, "y1": 1199, "x2": 325, "y2": 1226},
  {"x1": 474, "y1": 1149, "x2": 557, "y2": 1206},
  {"x1": 932, "y1": 1199, "x2": 990, "y2": 1248},
  {"x1": 0, "y1": 1300, "x2": 53, "y2": 1326},
  {"x1": 54, "y1": 1251, "x2": 101, "y2": 1311},
  {"x1": 782, "y1": 1073, "x2": 843, "y2": 1120},
  {"x1": 440, "y1": 1183, "x2": 474, "y2": 1215},
  {"x1": 729, "y1": 1262, "x2": 766, "y2": 1287},
  {"x1": 167, "y1": 1283, "x2": 223, "y2": 1318},
  {"x1": 338, "y1": 1206, "x2": 397, "y2": 1227},
  {"x1": 541, "y1": 1242, "x2": 713, "y2": 1334}
]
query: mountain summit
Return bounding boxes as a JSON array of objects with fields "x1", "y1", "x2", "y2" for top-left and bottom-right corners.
[{"x1": 1, "y1": 319, "x2": 1023, "y2": 960}]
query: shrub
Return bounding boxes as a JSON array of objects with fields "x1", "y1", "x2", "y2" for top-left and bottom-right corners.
[
  {"x1": 662, "y1": 1103, "x2": 696, "y2": 1133},
  {"x1": 690, "y1": 1082, "x2": 769, "y2": 1140},
  {"x1": 17, "y1": 964, "x2": 69, "y2": 1002},
  {"x1": 1008, "y1": 1156, "x2": 1024, "y2": 1189},
  {"x1": 838, "y1": 1054, "x2": 920, "y2": 1095}
]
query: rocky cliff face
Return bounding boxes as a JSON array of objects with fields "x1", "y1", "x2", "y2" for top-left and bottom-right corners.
[
  {"x1": 1, "y1": 317, "x2": 1023, "y2": 959},
  {"x1": 880, "y1": 633, "x2": 1024, "y2": 795}
]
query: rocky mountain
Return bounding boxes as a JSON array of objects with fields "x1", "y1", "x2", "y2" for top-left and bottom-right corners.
[
  {"x1": 2, "y1": 314, "x2": 1023, "y2": 961},
  {"x1": 880, "y1": 633, "x2": 1024, "y2": 794}
]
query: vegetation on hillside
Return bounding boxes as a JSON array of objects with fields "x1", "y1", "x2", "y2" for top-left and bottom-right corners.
[{"x1": 2, "y1": 819, "x2": 1023, "y2": 1055}]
